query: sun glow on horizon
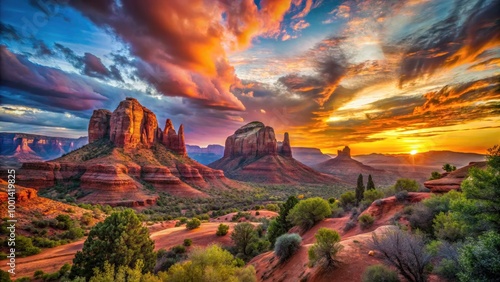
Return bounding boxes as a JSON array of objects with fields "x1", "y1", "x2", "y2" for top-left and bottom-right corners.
[{"x1": 410, "y1": 150, "x2": 418, "y2": 155}]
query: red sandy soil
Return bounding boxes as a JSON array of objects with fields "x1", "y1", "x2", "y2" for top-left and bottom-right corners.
[
  {"x1": 250, "y1": 192, "x2": 433, "y2": 282},
  {"x1": 0, "y1": 221, "x2": 252, "y2": 278},
  {"x1": 211, "y1": 210, "x2": 279, "y2": 222}
]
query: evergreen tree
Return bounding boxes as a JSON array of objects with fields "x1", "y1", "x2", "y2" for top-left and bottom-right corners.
[
  {"x1": 267, "y1": 195, "x2": 298, "y2": 245},
  {"x1": 70, "y1": 209, "x2": 156, "y2": 280},
  {"x1": 367, "y1": 174, "x2": 375, "y2": 190},
  {"x1": 356, "y1": 174, "x2": 365, "y2": 204}
]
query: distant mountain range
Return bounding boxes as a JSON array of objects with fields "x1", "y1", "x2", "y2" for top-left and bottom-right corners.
[{"x1": 0, "y1": 133, "x2": 88, "y2": 167}]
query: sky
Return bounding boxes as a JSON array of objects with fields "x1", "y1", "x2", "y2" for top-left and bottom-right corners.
[{"x1": 0, "y1": 0, "x2": 499, "y2": 155}]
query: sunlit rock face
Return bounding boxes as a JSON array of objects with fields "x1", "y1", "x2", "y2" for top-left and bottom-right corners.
[
  {"x1": 210, "y1": 122, "x2": 341, "y2": 184},
  {"x1": 89, "y1": 97, "x2": 186, "y2": 155}
]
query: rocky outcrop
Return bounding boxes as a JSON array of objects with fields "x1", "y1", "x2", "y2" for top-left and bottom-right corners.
[
  {"x1": 109, "y1": 98, "x2": 159, "y2": 148},
  {"x1": 89, "y1": 97, "x2": 187, "y2": 155},
  {"x1": 88, "y1": 109, "x2": 112, "y2": 143},
  {"x1": 424, "y1": 161, "x2": 487, "y2": 193},
  {"x1": 337, "y1": 146, "x2": 351, "y2": 159},
  {"x1": 210, "y1": 122, "x2": 342, "y2": 184},
  {"x1": 223, "y1": 122, "x2": 278, "y2": 158}
]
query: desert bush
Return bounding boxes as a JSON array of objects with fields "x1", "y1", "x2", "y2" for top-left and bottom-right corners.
[
  {"x1": 16, "y1": 235, "x2": 41, "y2": 257},
  {"x1": 362, "y1": 264, "x2": 399, "y2": 282},
  {"x1": 34, "y1": 270, "x2": 44, "y2": 279},
  {"x1": 274, "y1": 233, "x2": 302, "y2": 263},
  {"x1": 267, "y1": 196, "x2": 298, "y2": 246},
  {"x1": 433, "y1": 212, "x2": 466, "y2": 242},
  {"x1": 55, "y1": 214, "x2": 74, "y2": 230},
  {"x1": 339, "y1": 191, "x2": 356, "y2": 210},
  {"x1": 231, "y1": 223, "x2": 257, "y2": 257},
  {"x1": 308, "y1": 228, "x2": 343, "y2": 268},
  {"x1": 287, "y1": 197, "x2": 331, "y2": 230},
  {"x1": 172, "y1": 245, "x2": 186, "y2": 254},
  {"x1": 343, "y1": 219, "x2": 357, "y2": 232},
  {"x1": 265, "y1": 204, "x2": 279, "y2": 212},
  {"x1": 33, "y1": 237, "x2": 60, "y2": 248},
  {"x1": 395, "y1": 190, "x2": 409, "y2": 202},
  {"x1": 371, "y1": 229, "x2": 431, "y2": 282},
  {"x1": 362, "y1": 189, "x2": 384, "y2": 205},
  {"x1": 393, "y1": 178, "x2": 419, "y2": 192},
  {"x1": 358, "y1": 214, "x2": 375, "y2": 230},
  {"x1": 457, "y1": 231, "x2": 500, "y2": 282},
  {"x1": 186, "y1": 218, "x2": 201, "y2": 230},
  {"x1": 80, "y1": 213, "x2": 94, "y2": 226},
  {"x1": 62, "y1": 227, "x2": 85, "y2": 240},
  {"x1": 166, "y1": 245, "x2": 256, "y2": 282},
  {"x1": 216, "y1": 224, "x2": 229, "y2": 236},
  {"x1": 183, "y1": 239, "x2": 192, "y2": 247}
]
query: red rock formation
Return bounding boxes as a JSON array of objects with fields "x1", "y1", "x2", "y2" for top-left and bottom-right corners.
[
  {"x1": 210, "y1": 122, "x2": 342, "y2": 184},
  {"x1": 424, "y1": 161, "x2": 487, "y2": 193},
  {"x1": 313, "y1": 146, "x2": 383, "y2": 185},
  {"x1": 16, "y1": 162, "x2": 62, "y2": 188},
  {"x1": 88, "y1": 98, "x2": 187, "y2": 154},
  {"x1": 223, "y1": 122, "x2": 278, "y2": 158},
  {"x1": 279, "y1": 132, "x2": 292, "y2": 157},
  {"x1": 88, "y1": 109, "x2": 112, "y2": 142}
]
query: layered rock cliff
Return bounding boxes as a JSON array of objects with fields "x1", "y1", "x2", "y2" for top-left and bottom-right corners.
[
  {"x1": 209, "y1": 122, "x2": 341, "y2": 184},
  {"x1": 424, "y1": 161, "x2": 487, "y2": 193},
  {"x1": 0, "y1": 133, "x2": 88, "y2": 165},
  {"x1": 12, "y1": 98, "x2": 237, "y2": 206},
  {"x1": 88, "y1": 97, "x2": 186, "y2": 155}
]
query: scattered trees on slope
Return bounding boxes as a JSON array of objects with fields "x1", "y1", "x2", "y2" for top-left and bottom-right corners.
[{"x1": 287, "y1": 197, "x2": 331, "y2": 230}]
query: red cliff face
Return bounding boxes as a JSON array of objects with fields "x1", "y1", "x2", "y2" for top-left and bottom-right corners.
[
  {"x1": 89, "y1": 97, "x2": 186, "y2": 155},
  {"x1": 88, "y1": 109, "x2": 112, "y2": 143},
  {"x1": 210, "y1": 122, "x2": 342, "y2": 184},
  {"x1": 223, "y1": 122, "x2": 278, "y2": 158}
]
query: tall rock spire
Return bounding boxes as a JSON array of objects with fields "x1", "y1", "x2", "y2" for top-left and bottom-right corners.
[{"x1": 280, "y1": 132, "x2": 292, "y2": 157}]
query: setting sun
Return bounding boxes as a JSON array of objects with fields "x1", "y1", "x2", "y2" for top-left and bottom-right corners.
[{"x1": 410, "y1": 150, "x2": 418, "y2": 155}]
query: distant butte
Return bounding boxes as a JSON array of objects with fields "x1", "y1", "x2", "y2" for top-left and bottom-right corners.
[{"x1": 209, "y1": 121, "x2": 342, "y2": 184}]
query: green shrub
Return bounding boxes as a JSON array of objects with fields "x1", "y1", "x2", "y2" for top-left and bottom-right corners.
[
  {"x1": 362, "y1": 189, "x2": 384, "y2": 205},
  {"x1": 55, "y1": 214, "x2": 74, "y2": 230},
  {"x1": 172, "y1": 245, "x2": 186, "y2": 254},
  {"x1": 265, "y1": 204, "x2": 279, "y2": 212},
  {"x1": 186, "y1": 218, "x2": 201, "y2": 230},
  {"x1": 358, "y1": 214, "x2": 375, "y2": 230},
  {"x1": 0, "y1": 270, "x2": 11, "y2": 282},
  {"x1": 33, "y1": 237, "x2": 59, "y2": 248},
  {"x1": 308, "y1": 228, "x2": 343, "y2": 268},
  {"x1": 216, "y1": 224, "x2": 229, "y2": 236},
  {"x1": 433, "y1": 212, "x2": 466, "y2": 242},
  {"x1": 393, "y1": 178, "x2": 419, "y2": 192},
  {"x1": 362, "y1": 264, "x2": 399, "y2": 282},
  {"x1": 62, "y1": 227, "x2": 85, "y2": 240},
  {"x1": 287, "y1": 197, "x2": 331, "y2": 230},
  {"x1": 339, "y1": 191, "x2": 356, "y2": 210},
  {"x1": 458, "y1": 231, "x2": 500, "y2": 282},
  {"x1": 16, "y1": 235, "x2": 41, "y2": 257},
  {"x1": 395, "y1": 190, "x2": 408, "y2": 202},
  {"x1": 183, "y1": 239, "x2": 192, "y2": 247},
  {"x1": 274, "y1": 233, "x2": 302, "y2": 263},
  {"x1": 34, "y1": 270, "x2": 45, "y2": 279}
]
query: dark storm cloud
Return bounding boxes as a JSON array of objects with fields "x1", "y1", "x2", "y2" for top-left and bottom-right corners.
[
  {"x1": 0, "y1": 23, "x2": 22, "y2": 41},
  {"x1": 32, "y1": 40, "x2": 55, "y2": 56},
  {"x1": 54, "y1": 43, "x2": 123, "y2": 81}
]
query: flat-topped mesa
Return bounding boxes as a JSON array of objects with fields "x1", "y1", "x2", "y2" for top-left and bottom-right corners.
[
  {"x1": 337, "y1": 146, "x2": 351, "y2": 159},
  {"x1": 88, "y1": 97, "x2": 186, "y2": 155}
]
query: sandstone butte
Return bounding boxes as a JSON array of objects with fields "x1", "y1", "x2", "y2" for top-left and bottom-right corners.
[
  {"x1": 208, "y1": 121, "x2": 342, "y2": 184},
  {"x1": 424, "y1": 161, "x2": 487, "y2": 193},
  {"x1": 13, "y1": 97, "x2": 242, "y2": 207},
  {"x1": 312, "y1": 146, "x2": 386, "y2": 185}
]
